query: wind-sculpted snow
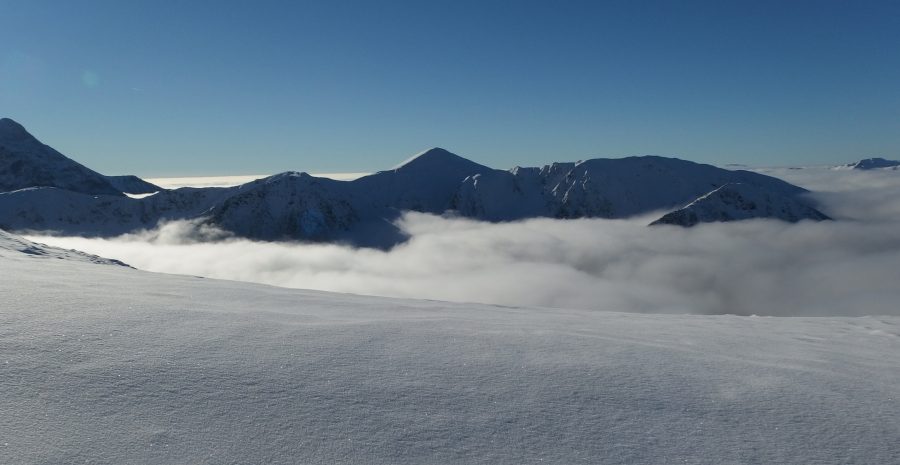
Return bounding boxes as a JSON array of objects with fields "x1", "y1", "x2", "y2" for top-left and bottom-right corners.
[
  {"x1": 2, "y1": 254, "x2": 899, "y2": 464},
  {"x1": 0, "y1": 228, "x2": 127, "y2": 265}
]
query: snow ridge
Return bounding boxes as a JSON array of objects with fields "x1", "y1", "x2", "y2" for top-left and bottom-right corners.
[
  {"x1": 0, "y1": 228, "x2": 128, "y2": 265},
  {"x1": 0, "y1": 118, "x2": 123, "y2": 196},
  {"x1": 649, "y1": 183, "x2": 831, "y2": 227},
  {"x1": 845, "y1": 157, "x2": 900, "y2": 170},
  {"x1": 0, "y1": 118, "x2": 829, "y2": 244}
]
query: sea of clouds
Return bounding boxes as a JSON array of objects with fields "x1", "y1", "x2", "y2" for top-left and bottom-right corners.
[{"x1": 30, "y1": 166, "x2": 900, "y2": 316}]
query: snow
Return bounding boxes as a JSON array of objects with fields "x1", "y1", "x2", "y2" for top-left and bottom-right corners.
[
  {"x1": 0, "y1": 149, "x2": 825, "y2": 244},
  {"x1": 1, "y1": 117, "x2": 829, "y2": 241},
  {"x1": 650, "y1": 183, "x2": 830, "y2": 226},
  {"x1": 0, "y1": 118, "x2": 122, "y2": 196},
  {"x1": 845, "y1": 157, "x2": 900, "y2": 170},
  {"x1": 104, "y1": 175, "x2": 161, "y2": 194},
  {"x1": 1, "y1": 240, "x2": 899, "y2": 464},
  {"x1": 454, "y1": 156, "x2": 813, "y2": 222},
  {"x1": 0, "y1": 228, "x2": 127, "y2": 265}
]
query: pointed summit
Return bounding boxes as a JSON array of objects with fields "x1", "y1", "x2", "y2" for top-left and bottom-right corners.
[
  {"x1": 0, "y1": 117, "x2": 123, "y2": 196},
  {"x1": 0, "y1": 118, "x2": 33, "y2": 142},
  {"x1": 392, "y1": 147, "x2": 489, "y2": 173}
]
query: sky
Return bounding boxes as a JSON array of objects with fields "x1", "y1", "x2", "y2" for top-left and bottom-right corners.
[{"x1": 2, "y1": 0, "x2": 899, "y2": 176}]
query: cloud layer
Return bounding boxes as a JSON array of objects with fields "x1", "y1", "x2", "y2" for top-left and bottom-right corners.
[{"x1": 30, "y1": 167, "x2": 900, "y2": 317}]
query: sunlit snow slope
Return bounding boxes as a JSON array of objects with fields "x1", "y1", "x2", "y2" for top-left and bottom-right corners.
[{"x1": 1, "y1": 237, "x2": 898, "y2": 464}]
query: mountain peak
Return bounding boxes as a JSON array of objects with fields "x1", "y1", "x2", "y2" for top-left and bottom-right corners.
[
  {"x1": 848, "y1": 157, "x2": 900, "y2": 170},
  {"x1": 392, "y1": 147, "x2": 484, "y2": 172},
  {"x1": 649, "y1": 183, "x2": 830, "y2": 227},
  {"x1": 0, "y1": 118, "x2": 33, "y2": 142}
]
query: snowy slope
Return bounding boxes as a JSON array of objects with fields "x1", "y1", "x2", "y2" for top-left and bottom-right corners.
[
  {"x1": 0, "y1": 186, "x2": 235, "y2": 236},
  {"x1": 0, "y1": 228, "x2": 126, "y2": 265},
  {"x1": 0, "y1": 121, "x2": 825, "y2": 242},
  {"x1": 1, "y1": 252, "x2": 899, "y2": 464},
  {"x1": 650, "y1": 183, "x2": 831, "y2": 227},
  {"x1": 202, "y1": 148, "x2": 493, "y2": 243},
  {"x1": 104, "y1": 175, "x2": 161, "y2": 194},
  {"x1": 845, "y1": 157, "x2": 900, "y2": 170},
  {"x1": 454, "y1": 156, "x2": 811, "y2": 221},
  {"x1": 0, "y1": 118, "x2": 122, "y2": 196},
  {"x1": 205, "y1": 172, "x2": 358, "y2": 241}
]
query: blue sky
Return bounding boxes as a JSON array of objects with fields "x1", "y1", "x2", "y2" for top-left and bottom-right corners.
[{"x1": 1, "y1": 0, "x2": 899, "y2": 176}]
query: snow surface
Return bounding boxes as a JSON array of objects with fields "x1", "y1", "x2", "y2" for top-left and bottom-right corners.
[
  {"x1": 1, "y1": 242, "x2": 899, "y2": 464},
  {"x1": 650, "y1": 183, "x2": 831, "y2": 227},
  {"x1": 0, "y1": 228, "x2": 127, "y2": 265}
]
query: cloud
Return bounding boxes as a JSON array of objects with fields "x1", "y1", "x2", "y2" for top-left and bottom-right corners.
[
  {"x1": 29, "y1": 167, "x2": 900, "y2": 317},
  {"x1": 146, "y1": 173, "x2": 369, "y2": 189}
]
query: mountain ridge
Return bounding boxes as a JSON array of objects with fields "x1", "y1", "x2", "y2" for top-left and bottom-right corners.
[{"x1": 0, "y1": 118, "x2": 830, "y2": 246}]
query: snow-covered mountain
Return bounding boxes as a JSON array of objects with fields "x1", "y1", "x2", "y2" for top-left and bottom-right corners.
[
  {"x1": 453, "y1": 156, "x2": 815, "y2": 221},
  {"x1": 202, "y1": 148, "x2": 494, "y2": 243},
  {"x1": 649, "y1": 183, "x2": 831, "y2": 227},
  {"x1": 0, "y1": 118, "x2": 829, "y2": 242},
  {"x1": 0, "y1": 228, "x2": 127, "y2": 265},
  {"x1": 844, "y1": 157, "x2": 900, "y2": 170},
  {"x1": 2, "y1": 240, "x2": 899, "y2": 464},
  {"x1": 105, "y1": 174, "x2": 161, "y2": 194},
  {"x1": 0, "y1": 118, "x2": 123, "y2": 196}
]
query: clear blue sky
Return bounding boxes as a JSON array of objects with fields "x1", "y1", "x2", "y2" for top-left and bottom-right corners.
[{"x1": 2, "y1": 0, "x2": 899, "y2": 176}]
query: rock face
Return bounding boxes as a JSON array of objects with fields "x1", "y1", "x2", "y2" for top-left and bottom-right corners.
[
  {"x1": 846, "y1": 158, "x2": 900, "y2": 170},
  {"x1": 649, "y1": 183, "x2": 831, "y2": 227},
  {"x1": 0, "y1": 118, "x2": 831, "y2": 245},
  {"x1": 0, "y1": 118, "x2": 123, "y2": 196}
]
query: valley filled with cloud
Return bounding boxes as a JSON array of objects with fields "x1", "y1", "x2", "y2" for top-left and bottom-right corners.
[{"x1": 31, "y1": 166, "x2": 900, "y2": 317}]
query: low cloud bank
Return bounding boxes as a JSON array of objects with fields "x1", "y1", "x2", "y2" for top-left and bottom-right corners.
[{"x1": 31, "y1": 167, "x2": 900, "y2": 316}]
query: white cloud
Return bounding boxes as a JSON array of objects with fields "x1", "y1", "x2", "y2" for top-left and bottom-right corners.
[
  {"x1": 146, "y1": 172, "x2": 369, "y2": 189},
  {"x1": 30, "y1": 167, "x2": 900, "y2": 317}
]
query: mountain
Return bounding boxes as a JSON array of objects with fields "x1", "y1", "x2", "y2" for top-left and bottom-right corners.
[
  {"x1": 0, "y1": 119, "x2": 829, "y2": 244},
  {"x1": 0, "y1": 118, "x2": 123, "y2": 196},
  {"x1": 453, "y1": 156, "x2": 811, "y2": 221},
  {"x1": 845, "y1": 157, "x2": 900, "y2": 170},
  {"x1": 649, "y1": 183, "x2": 831, "y2": 227},
  {"x1": 202, "y1": 148, "x2": 494, "y2": 244},
  {"x1": 105, "y1": 175, "x2": 161, "y2": 194},
  {"x1": 204, "y1": 172, "x2": 358, "y2": 241}
]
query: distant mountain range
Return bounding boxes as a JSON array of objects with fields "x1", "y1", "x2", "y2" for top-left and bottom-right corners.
[
  {"x1": 0, "y1": 117, "x2": 832, "y2": 246},
  {"x1": 844, "y1": 157, "x2": 900, "y2": 170}
]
